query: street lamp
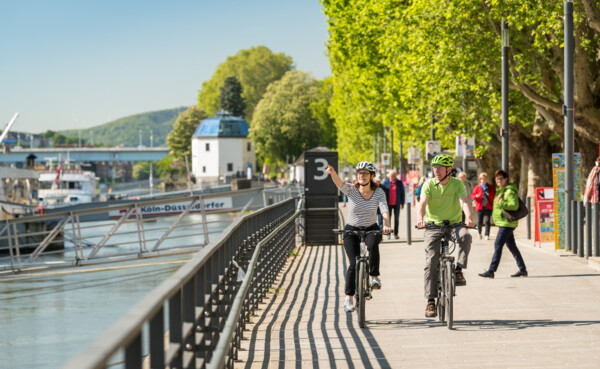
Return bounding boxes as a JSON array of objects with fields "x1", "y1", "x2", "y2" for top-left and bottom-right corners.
[
  {"x1": 501, "y1": 20, "x2": 509, "y2": 174},
  {"x1": 564, "y1": 0, "x2": 574, "y2": 252}
]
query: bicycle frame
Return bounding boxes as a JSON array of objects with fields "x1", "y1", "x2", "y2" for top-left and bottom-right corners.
[
  {"x1": 418, "y1": 221, "x2": 467, "y2": 329},
  {"x1": 333, "y1": 228, "x2": 382, "y2": 328}
]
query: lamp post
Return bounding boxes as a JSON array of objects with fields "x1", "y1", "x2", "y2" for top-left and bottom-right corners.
[
  {"x1": 564, "y1": 0, "x2": 574, "y2": 251},
  {"x1": 501, "y1": 20, "x2": 509, "y2": 174},
  {"x1": 430, "y1": 112, "x2": 435, "y2": 141}
]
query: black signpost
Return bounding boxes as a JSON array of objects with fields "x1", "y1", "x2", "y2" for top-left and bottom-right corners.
[{"x1": 303, "y1": 150, "x2": 339, "y2": 245}]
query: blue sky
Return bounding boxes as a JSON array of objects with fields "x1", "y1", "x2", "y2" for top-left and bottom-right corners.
[{"x1": 0, "y1": 0, "x2": 331, "y2": 133}]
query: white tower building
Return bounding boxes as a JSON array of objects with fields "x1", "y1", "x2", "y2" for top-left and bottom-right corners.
[{"x1": 191, "y1": 111, "x2": 255, "y2": 184}]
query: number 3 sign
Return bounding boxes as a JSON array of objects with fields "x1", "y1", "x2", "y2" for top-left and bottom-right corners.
[{"x1": 304, "y1": 151, "x2": 338, "y2": 196}]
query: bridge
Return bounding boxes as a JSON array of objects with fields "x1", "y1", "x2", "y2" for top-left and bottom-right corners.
[
  {"x1": 0, "y1": 147, "x2": 169, "y2": 164},
  {"x1": 61, "y1": 199, "x2": 600, "y2": 369}
]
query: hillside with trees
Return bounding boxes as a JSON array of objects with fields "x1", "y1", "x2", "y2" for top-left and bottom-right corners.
[{"x1": 59, "y1": 107, "x2": 187, "y2": 147}]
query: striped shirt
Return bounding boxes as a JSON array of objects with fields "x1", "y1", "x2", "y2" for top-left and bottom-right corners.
[{"x1": 340, "y1": 183, "x2": 389, "y2": 227}]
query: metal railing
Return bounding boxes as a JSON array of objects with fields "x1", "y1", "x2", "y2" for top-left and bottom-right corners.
[
  {"x1": 0, "y1": 187, "x2": 296, "y2": 275},
  {"x1": 62, "y1": 196, "x2": 300, "y2": 369},
  {"x1": 568, "y1": 201, "x2": 600, "y2": 257}
]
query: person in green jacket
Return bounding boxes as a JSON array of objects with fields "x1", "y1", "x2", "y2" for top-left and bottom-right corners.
[{"x1": 478, "y1": 169, "x2": 528, "y2": 278}]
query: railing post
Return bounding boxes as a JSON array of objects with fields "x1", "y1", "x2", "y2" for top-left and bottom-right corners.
[
  {"x1": 594, "y1": 203, "x2": 600, "y2": 257},
  {"x1": 577, "y1": 201, "x2": 584, "y2": 257},
  {"x1": 571, "y1": 200, "x2": 577, "y2": 254},
  {"x1": 406, "y1": 204, "x2": 412, "y2": 245},
  {"x1": 585, "y1": 202, "x2": 592, "y2": 258},
  {"x1": 526, "y1": 197, "x2": 532, "y2": 240}
]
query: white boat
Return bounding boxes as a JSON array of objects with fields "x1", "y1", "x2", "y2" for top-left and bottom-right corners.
[{"x1": 38, "y1": 166, "x2": 97, "y2": 208}]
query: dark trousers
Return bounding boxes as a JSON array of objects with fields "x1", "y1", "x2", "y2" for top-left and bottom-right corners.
[
  {"x1": 389, "y1": 203, "x2": 401, "y2": 236},
  {"x1": 343, "y1": 223, "x2": 382, "y2": 296},
  {"x1": 489, "y1": 226, "x2": 527, "y2": 273},
  {"x1": 477, "y1": 209, "x2": 492, "y2": 237}
]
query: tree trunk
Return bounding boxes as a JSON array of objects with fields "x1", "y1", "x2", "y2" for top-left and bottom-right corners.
[{"x1": 508, "y1": 112, "x2": 558, "y2": 198}]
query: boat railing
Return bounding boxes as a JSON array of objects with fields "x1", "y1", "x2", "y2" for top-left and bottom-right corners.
[{"x1": 0, "y1": 186, "x2": 298, "y2": 275}]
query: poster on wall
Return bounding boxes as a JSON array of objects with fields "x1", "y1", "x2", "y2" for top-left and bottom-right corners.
[
  {"x1": 534, "y1": 187, "x2": 555, "y2": 247},
  {"x1": 455, "y1": 135, "x2": 475, "y2": 158},
  {"x1": 425, "y1": 141, "x2": 441, "y2": 161},
  {"x1": 407, "y1": 146, "x2": 420, "y2": 164},
  {"x1": 552, "y1": 153, "x2": 582, "y2": 250}
]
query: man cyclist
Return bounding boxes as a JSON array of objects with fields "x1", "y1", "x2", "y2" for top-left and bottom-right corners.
[
  {"x1": 326, "y1": 161, "x2": 391, "y2": 312},
  {"x1": 417, "y1": 154, "x2": 475, "y2": 318}
]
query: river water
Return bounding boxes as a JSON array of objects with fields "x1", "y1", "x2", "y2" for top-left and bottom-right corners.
[{"x1": 0, "y1": 212, "x2": 236, "y2": 369}]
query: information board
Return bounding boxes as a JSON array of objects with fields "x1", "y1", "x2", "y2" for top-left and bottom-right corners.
[
  {"x1": 552, "y1": 153, "x2": 583, "y2": 250},
  {"x1": 304, "y1": 151, "x2": 339, "y2": 196},
  {"x1": 534, "y1": 187, "x2": 554, "y2": 247}
]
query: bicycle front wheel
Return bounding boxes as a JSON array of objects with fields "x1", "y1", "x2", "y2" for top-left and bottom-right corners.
[
  {"x1": 445, "y1": 260, "x2": 454, "y2": 329},
  {"x1": 357, "y1": 261, "x2": 366, "y2": 328}
]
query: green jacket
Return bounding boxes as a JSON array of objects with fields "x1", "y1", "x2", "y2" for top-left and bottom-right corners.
[{"x1": 492, "y1": 183, "x2": 520, "y2": 228}]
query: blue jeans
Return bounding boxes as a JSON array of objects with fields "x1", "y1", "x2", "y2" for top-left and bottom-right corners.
[{"x1": 489, "y1": 227, "x2": 527, "y2": 272}]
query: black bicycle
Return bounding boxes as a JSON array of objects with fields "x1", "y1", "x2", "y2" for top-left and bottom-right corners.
[
  {"x1": 416, "y1": 221, "x2": 473, "y2": 329},
  {"x1": 333, "y1": 228, "x2": 382, "y2": 328}
]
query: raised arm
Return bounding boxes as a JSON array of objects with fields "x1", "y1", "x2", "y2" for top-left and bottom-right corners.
[{"x1": 325, "y1": 164, "x2": 343, "y2": 188}]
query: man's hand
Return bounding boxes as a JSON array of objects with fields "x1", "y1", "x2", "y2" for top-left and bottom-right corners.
[
  {"x1": 326, "y1": 164, "x2": 336, "y2": 175},
  {"x1": 465, "y1": 218, "x2": 475, "y2": 228},
  {"x1": 383, "y1": 225, "x2": 392, "y2": 234}
]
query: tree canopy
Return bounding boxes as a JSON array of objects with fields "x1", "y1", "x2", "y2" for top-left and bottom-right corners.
[
  {"x1": 197, "y1": 46, "x2": 294, "y2": 121},
  {"x1": 166, "y1": 105, "x2": 208, "y2": 161},
  {"x1": 323, "y1": 0, "x2": 600, "y2": 192},
  {"x1": 250, "y1": 71, "x2": 323, "y2": 164},
  {"x1": 219, "y1": 76, "x2": 246, "y2": 117}
]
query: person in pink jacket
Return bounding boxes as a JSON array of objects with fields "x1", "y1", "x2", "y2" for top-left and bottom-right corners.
[{"x1": 471, "y1": 172, "x2": 495, "y2": 240}]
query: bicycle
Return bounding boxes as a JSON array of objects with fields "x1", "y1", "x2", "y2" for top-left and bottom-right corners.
[
  {"x1": 333, "y1": 228, "x2": 382, "y2": 328},
  {"x1": 416, "y1": 221, "x2": 474, "y2": 329}
]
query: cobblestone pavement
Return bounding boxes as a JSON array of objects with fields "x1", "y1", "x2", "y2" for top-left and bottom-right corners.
[{"x1": 236, "y1": 205, "x2": 600, "y2": 368}]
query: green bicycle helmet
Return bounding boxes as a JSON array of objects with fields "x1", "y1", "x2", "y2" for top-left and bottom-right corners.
[{"x1": 431, "y1": 154, "x2": 454, "y2": 167}]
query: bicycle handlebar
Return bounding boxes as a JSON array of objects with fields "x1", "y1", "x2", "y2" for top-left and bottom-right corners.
[
  {"x1": 414, "y1": 222, "x2": 477, "y2": 230},
  {"x1": 332, "y1": 229, "x2": 383, "y2": 237}
]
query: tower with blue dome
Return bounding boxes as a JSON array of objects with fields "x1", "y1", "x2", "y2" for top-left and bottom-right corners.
[{"x1": 191, "y1": 110, "x2": 255, "y2": 184}]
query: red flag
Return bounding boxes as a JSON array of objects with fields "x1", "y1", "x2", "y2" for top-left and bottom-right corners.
[{"x1": 54, "y1": 163, "x2": 63, "y2": 185}]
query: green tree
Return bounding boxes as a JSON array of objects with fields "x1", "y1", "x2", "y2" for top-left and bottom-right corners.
[
  {"x1": 219, "y1": 76, "x2": 246, "y2": 117},
  {"x1": 250, "y1": 71, "x2": 322, "y2": 163},
  {"x1": 197, "y1": 46, "x2": 294, "y2": 120},
  {"x1": 167, "y1": 105, "x2": 208, "y2": 161},
  {"x1": 310, "y1": 77, "x2": 337, "y2": 150},
  {"x1": 323, "y1": 0, "x2": 600, "y2": 193},
  {"x1": 132, "y1": 162, "x2": 150, "y2": 180}
]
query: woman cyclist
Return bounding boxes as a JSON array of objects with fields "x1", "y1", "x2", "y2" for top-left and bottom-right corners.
[{"x1": 326, "y1": 161, "x2": 391, "y2": 312}]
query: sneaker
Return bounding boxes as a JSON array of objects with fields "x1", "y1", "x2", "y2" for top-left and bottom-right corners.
[
  {"x1": 511, "y1": 270, "x2": 528, "y2": 277},
  {"x1": 455, "y1": 270, "x2": 467, "y2": 286},
  {"x1": 344, "y1": 296, "x2": 355, "y2": 312},
  {"x1": 387, "y1": 234, "x2": 391, "y2": 240},
  {"x1": 371, "y1": 276, "x2": 382, "y2": 290},
  {"x1": 479, "y1": 234, "x2": 483, "y2": 240},
  {"x1": 478, "y1": 270, "x2": 495, "y2": 279},
  {"x1": 485, "y1": 235, "x2": 490, "y2": 241},
  {"x1": 425, "y1": 302, "x2": 436, "y2": 317}
]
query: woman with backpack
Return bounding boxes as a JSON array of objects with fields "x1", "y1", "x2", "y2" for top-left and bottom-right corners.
[{"x1": 478, "y1": 169, "x2": 528, "y2": 279}]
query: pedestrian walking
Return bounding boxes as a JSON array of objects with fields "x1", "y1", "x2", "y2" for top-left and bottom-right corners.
[
  {"x1": 414, "y1": 176, "x2": 426, "y2": 203},
  {"x1": 381, "y1": 170, "x2": 405, "y2": 240},
  {"x1": 471, "y1": 172, "x2": 495, "y2": 240},
  {"x1": 479, "y1": 169, "x2": 527, "y2": 279}
]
